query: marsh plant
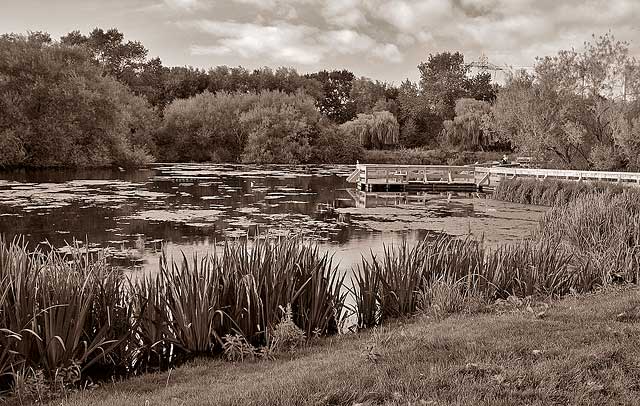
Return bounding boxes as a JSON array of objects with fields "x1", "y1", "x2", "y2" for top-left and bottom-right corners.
[
  {"x1": 2, "y1": 187, "x2": 640, "y2": 398},
  {"x1": 493, "y1": 177, "x2": 634, "y2": 206},
  {"x1": 0, "y1": 236, "x2": 346, "y2": 395}
]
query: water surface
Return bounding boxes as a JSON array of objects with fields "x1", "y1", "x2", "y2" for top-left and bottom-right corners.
[{"x1": 0, "y1": 164, "x2": 546, "y2": 272}]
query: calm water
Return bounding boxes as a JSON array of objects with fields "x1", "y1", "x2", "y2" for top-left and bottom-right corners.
[{"x1": 0, "y1": 164, "x2": 546, "y2": 273}]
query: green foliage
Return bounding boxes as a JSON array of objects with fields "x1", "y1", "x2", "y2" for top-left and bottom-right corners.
[
  {"x1": 308, "y1": 121, "x2": 364, "y2": 163},
  {"x1": 158, "y1": 91, "x2": 256, "y2": 162},
  {"x1": 241, "y1": 92, "x2": 320, "y2": 164},
  {"x1": 340, "y1": 111, "x2": 399, "y2": 149},
  {"x1": 442, "y1": 98, "x2": 494, "y2": 150},
  {"x1": 492, "y1": 34, "x2": 640, "y2": 170},
  {"x1": 222, "y1": 334, "x2": 258, "y2": 362},
  {"x1": 352, "y1": 230, "x2": 607, "y2": 328},
  {"x1": 0, "y1": 34, "x2": 155, "y2": 168},
  {"x1": 361, "y1": 148, "x2": 503, "y2": 165},
  {"x1": 0, "y1": 236, "x2": 347, "y2": 395},
  {"x1": 535, "y1": 191, "x2": 640, "y2": 286},
  {"x1": 271, "y1": 304, "x2": 306, "y2": 353},
  {"x1": 304, "y1": 70, "x2": 356, "y2": 124},
  {"x1": 159, "y1": 90, "x2": 355, "y2": 164},
  {"x1": 493, "y1": 178, "x2": 632, "y2": 206},
  {"x1": 349, "y1": 77, "x2": 398, "y2": 116}
]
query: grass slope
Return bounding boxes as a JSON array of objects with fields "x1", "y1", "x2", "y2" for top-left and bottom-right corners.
[{"x1": 57, "y1": 287, "x2": 640, "y2": 406}]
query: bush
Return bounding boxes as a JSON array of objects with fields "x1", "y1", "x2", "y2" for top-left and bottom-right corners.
[
  {"x1": 0, "y1": 34, "x2": 156, "y2": 168},
  {"x1": 361, "y1": 148, "x2": 502, "y2": 165}
]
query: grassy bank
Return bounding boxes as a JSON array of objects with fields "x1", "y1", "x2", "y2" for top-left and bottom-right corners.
[
  {"x1": 2, "y1": 189, "x2": 640, "y2": 403},
  {"x1": 58, "y1": 286, "x2": 640, "y2": 406},
  {"x1": 361, "y1": 149, "x2": 504, "y2": 166}
]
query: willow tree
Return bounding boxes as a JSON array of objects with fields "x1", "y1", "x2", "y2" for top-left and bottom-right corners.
[
  {"x1": 340, "y1": 111, "x2": 399, "y2": 149},
  {"x1": 443, "y1": 98, "x2": 493, "y2": 150}
]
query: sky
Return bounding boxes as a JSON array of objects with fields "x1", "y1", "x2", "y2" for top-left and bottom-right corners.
[{"x1": 2, "y1": 0, "x2": 640, "y2": 83}]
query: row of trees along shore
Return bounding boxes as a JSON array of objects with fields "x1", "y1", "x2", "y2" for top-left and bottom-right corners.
[{"x1": 1, "y1": 29, "x2": 640, "y2": 169}]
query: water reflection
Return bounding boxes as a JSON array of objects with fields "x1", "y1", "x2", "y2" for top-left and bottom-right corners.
[{"x1": 0, "y1": 164, "x2": 546, "y2": 273}]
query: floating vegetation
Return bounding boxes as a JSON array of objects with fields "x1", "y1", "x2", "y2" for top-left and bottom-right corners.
[{"x1": 124, "y1": 209, "x2": 223, "y2": 223}]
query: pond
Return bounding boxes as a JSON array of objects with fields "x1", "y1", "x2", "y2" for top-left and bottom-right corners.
[{"x1": 0, "y1": 163, "x2": 546, "y2": 273}]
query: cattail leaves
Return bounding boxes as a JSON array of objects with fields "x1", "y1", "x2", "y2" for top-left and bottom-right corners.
[{"x1": 0, "y1": 236, "x2": 347, "y2": 392}]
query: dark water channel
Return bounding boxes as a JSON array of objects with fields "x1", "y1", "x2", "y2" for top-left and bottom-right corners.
[{"x1": 0, "y1": 164, "x2": 546, "y2": 273}]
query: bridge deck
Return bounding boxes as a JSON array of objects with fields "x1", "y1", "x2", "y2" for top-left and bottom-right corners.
[{"x1": 348, "y1": 163, "x2": 640, "y2": 193}]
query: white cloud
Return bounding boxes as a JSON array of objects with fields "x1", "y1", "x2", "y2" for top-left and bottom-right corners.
[
  {"x1": 367, "y1": 0, "x2": 453, "y2": 32},
  {"x1": 164, "y1": 0, "x2": 200, "y2": 10},
  {"x1": 186, "y1": 20, "x2": 404, "y2": 64},
  {"x1": 189, "y1": 20, "x2": 322, "y2": 64},
  {"x1": 228, "y1": 0, "x2": 312, "y2": 20},
  {"x1": 371, "y1": 43, "x2": 403, "y2": 63},
  {"x1": 322, "y1": 0, "x2": 368, "y2": 27},
  {"x1": 169, "y1": 0, "x2": 640, "y2": 81}
]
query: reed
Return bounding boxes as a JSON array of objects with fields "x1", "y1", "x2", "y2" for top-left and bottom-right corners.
[
  {"x1": 353, "y1": 235, "x2": 586, "y2": 326},
  {"x1": 493, "y1": 178, "x2": 634, "y2": 206},
  {"x1": 3, "y1": 193, "x2": 640, "y2": 399},
  {"x1": 535, "y1": 191, "x2": 640, "y2": 286},
  {"x1": 0, "y1": 236, "x2": 346, "y2": 396}
]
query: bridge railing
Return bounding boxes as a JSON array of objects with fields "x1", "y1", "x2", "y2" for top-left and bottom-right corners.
[
  {"x1": 355, "y1": 163, "x2": 476, "y2": 185},
  {"x1": 350, "y1": 164, "x2": 640, "y2": 187},
  {"x1": 476, "y1": 167, "x2": 640, "y2": 184}
]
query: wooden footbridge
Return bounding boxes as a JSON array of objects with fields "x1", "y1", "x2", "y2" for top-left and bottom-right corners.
[{"x1": 346, "y1": 163, "x2": 640, "y2": 193}]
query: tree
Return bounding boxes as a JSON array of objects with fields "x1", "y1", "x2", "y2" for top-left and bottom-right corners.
[
  {"x1": 492, "y1": 33, "x2": 640, "y2": 169},
  {"x1": 340, "y1": 111, "x2": 399, "y2": 149},
  {"x1": 397, "y1": 79, "x2": 440, "y2": 147},
  {"x1": 418, "y1": 52, "x2": 469, "y2": 121},
  {"x1": 442, "y1": 98, "x2": 493, "y2": 150},
  {"x1": 305, "y1": 70, "x2": 356, "y2": 123},
  {"x1": 0, "y1": 33, "x2": 155, "y2": 167},
  {"x1": 159, "y1": 91, "x2": 257, "y2": 162},
  {"x1": 61, "y1": 28, "x2": 148, "y2": 82},
  {"x1": 492, "y1": 71, "x2": 589, "y2": 167},
  {"x1": 349, "y1": 77, "x2": 398, "y2": 115}
]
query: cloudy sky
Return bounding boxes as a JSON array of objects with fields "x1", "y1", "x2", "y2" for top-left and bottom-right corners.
[{"x1": 3, "y1": 0, "x2": 640, "y2": 83}]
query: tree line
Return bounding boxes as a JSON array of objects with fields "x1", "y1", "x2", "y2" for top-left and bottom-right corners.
[{"x1": 0, "y1": 29, "x2": 639, "y2": 169}]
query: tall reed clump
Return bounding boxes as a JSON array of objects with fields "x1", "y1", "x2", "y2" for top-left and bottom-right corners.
[
  {"x1": 493, "y1": 178, "x2": 634, "y2": 206},
  {"x1": 0, "y1": 239, "x2": 130, "y2": 399},
  {"x1": 535, "y1": 191, "x2": 640, "y2": 286},
  {"x1": 131, "y1": 238, "x2": 347, "y2": 371},
  {"x1": 353, "y1": 235, "x2": 578, "y2": 327},
  {"x1": 0, "y1": 236, "x2": 347, "y2": 397}
]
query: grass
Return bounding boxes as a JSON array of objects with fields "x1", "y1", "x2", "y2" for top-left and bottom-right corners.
[
  {"x1": 535, "y1": 191, "x2": 640, "y2": 287},
  {"x1": 492, "y1": 178, "x2": 635, "y2": 206},
  {"x1": 4, "y1": 185, "x2": 640, "y2": 403},
  {"x1": 353, "y1": 236, "x2": 579, "y2": 328},
  {"x1": 54, "y1": 286, "x2": 640, "y2": 406}
]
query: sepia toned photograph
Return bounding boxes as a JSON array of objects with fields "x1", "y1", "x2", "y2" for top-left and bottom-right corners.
[{"x1": 1, "y1": 1, "x2": 640, "y2": 405}]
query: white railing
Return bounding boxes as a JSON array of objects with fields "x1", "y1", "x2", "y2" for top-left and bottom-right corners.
[
  {"x1": 476, "y1": 167, "x2": 640, "y2": 184},
  {"x1": 349, "y1": 164, "x2": 640, "y2": 186}
]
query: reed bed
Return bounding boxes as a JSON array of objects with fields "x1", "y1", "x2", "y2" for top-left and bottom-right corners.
[
  {"x1": 3, "y1": 187, "x2": 640, "y2": 399},
  {"x1": 536, "y1": 191, "x2": 640, "y2": 286},
  {"x1": 493, "y1": 177, "x2": 634, "y2": 206},
  {"x1": 352, "y1": 236, "x2": 576, "y2": 327},
  {"x1": 0, "y1": 237, "x2": 346, "y2": 397}
]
